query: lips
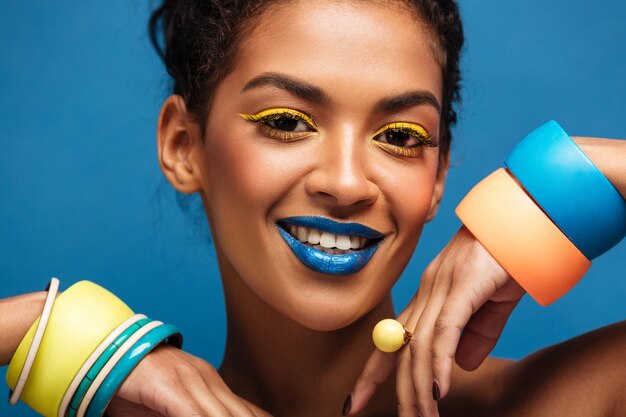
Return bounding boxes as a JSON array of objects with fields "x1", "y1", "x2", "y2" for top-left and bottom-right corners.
[{"x1": 276, "y1": 216, "x2": 384, "y2": 275}]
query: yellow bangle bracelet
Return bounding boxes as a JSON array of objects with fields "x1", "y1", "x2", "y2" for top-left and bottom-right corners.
[{"x1": 6, "y1": 281, "x2": 134, "y2": 417}]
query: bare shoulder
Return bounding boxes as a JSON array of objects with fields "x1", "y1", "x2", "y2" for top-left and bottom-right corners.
[{"x1": 441, "y1": 321, "x2": 626, "y2": 417}]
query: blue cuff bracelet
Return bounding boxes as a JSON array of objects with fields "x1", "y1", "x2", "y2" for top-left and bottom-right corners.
[{"x1": 505, "y1": 120, "x2": 626, "y2": 259}]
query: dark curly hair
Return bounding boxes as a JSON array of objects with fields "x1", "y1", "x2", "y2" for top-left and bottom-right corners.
[{"x1": 149, "y1": 0, "x2": 464, "y2": 161}]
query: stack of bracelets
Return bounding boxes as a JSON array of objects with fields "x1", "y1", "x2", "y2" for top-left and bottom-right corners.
[
  {"x1": 456, "y1": 120, "x2": 626, "y2": 305},
  {"x1": 5, "y1": 121, "x2": 626, "y2": 415},
  {"x1": 5, "y1": 279, "x2": 183, "y2": 417}
]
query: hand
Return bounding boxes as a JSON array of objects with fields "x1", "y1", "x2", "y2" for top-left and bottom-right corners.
[
  {"x1": 347, "y1": 226, "x2": 526, "y2": 417},
  {"x1": 105, "y1": 344, "x2": 272, "y2": 417}
]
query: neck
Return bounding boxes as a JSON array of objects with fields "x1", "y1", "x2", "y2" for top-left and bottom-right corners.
[{"x1": 216, "y1": 253, "x2": 397, "y2": 417}]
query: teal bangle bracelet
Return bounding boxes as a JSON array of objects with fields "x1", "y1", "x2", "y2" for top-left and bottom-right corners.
[
  {"x1": 505, "y1": 120, "x2": 626, "y2": 259},
  {"x1": 85, "y1": 323, "x2": 183, "y2": 417},
  {"x1": 66, "y1": 317, "x2": 154, "y2": 417}
]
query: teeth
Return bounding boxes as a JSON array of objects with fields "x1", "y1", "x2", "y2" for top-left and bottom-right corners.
[
  {"x1": 307, "y1": 229, "x2": 321, "y2": 245},
  {"x1": 284, "y1": 223, "x2": 373, "y2": 251},
  {"x1": 336, "y1": 235, "x2": 351, "y2": 250},
  {"x1": 319, "y1": 232, "x2": 336, "y2": 249},
  {"x1": 296, "y1": 226, "x2": 308, "y2": 242}
]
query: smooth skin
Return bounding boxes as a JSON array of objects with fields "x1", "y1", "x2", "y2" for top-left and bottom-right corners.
[{"x1": 1, "y1": 1, "x2": 625, "y2": 416}]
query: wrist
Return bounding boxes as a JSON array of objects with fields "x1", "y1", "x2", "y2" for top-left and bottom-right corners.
[
  {"x1": 5, "y1": 280, "x2": 182, "y2": 417},
  {"x1": 456, "y1": 121, "x2": 626, "y2": 305},
  {"x1": 0, "y1": 292, "x2": 55, "y2": 366}
]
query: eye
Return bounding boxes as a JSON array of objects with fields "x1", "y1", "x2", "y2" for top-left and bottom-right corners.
[
  {"x1": 371, "y1": 122, "x2": 437, "y2": 157},
  {"x1": 239, "y1": 108, "x2": 317, "y2": 141},
  {"x1": 375, "y1": 129, "x2": 421, "y2": 148},
  {"x1": 265, "y1": 115, "x2": 312, "y2": 133}
]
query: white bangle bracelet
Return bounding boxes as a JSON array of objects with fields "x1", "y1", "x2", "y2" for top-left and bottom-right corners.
[
  {"x1": 9, "y1": 277, "x2": 60, "y2": 405},
  {"x1": 76, "y1": 321, "x2": 164, "y2": 417},
  {"x1": 57, "y1": 313, "x2": 147, "y2": 417}
]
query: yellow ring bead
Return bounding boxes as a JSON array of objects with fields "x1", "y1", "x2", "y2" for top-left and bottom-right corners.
[
  {"x1": 6, "y1": 281, "x2": 134, "y2": 417},
  {"x1": 372, "y1": 319, "x2": 410, "y2": 353}
]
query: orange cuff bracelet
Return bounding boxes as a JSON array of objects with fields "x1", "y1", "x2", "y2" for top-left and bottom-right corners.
[{"x1": 456, "y1": 168, "x2": 591, "y2": 306}]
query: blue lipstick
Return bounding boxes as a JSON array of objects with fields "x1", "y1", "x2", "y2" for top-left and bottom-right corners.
[
  {"x1": 279, "y1": 216, "x2": 384, "y2": 239},
  {"x1": 276, "y1": 217, "x2": 384, "y2": 275}
]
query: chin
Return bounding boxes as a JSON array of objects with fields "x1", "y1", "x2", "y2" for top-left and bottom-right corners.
[{"x1": 279, "y1": 293, "x2": 379, "y2": 332}]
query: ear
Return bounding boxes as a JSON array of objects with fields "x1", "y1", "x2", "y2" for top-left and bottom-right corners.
[
  {"x1": 425, "y1": 151, "x2": 450, "y2": 222},
  {"x1": 157, "y1": 95, "x2": 204, "y2": 194}
]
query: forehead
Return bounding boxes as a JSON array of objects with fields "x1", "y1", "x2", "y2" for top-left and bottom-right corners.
[{"x1": 232, "y1": 0, "x2": 442, "y2": 103}]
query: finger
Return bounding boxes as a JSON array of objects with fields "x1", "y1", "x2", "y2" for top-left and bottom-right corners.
[
  {"x1": 348, "y1": 294, "x2": 419, "y2": 415},
  {"x1": 410, "y1": 274, "x2": 452, "y2": 417},
  {"x1": 241, "y1": 398, "x2": 274, "y2": 417},
  {"x1": 394, "y1": 264, "x2": 440, "y2": 417},
  {"x1": 185, "y1": 383, "x2": 233, "y2": 417},
  {"x1": 349, "y1": 348, "x2": 396, "y2": 414},
  {"x1": 404, "y1": 260, "x2": 439, "y2": 331},
  {"x1": 187, "y1": 359, "x2": 272, "y2": 417},
  {"x1": 199, "y1": 377, "x2": 258, "y2": 417},
  {"x1": 454, "y1": 298, "x2": 520, "y2": 371},
  {"x1": 175, "y1": 366, "x2": 241, "y2": 417},
  {"x1": 149, "y1": 387, "x2": 215, "y2": 417},
  {"x1": 117, "y1": 370, "x2": 218, "y2": 417},
  {"x1": 426, "y1": 280, "x2": 474, "y2": 404},
  {"x1": 106, "y1": 396, "x2": 163, "y2": 417},
  {"x1": 396, "y1": 346, "x2": 419, "y2": 417},
  {"x1": 430, "y1": 282, "x2": 521, "y2": 400}
]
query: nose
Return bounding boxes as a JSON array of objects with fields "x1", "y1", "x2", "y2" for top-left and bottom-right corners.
[{"x1": 304, "y1": 125, "x2": 380, "y2": 210}]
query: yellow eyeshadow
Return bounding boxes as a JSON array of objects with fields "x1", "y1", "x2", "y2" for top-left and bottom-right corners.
[
  {"x1": 239, "y1": 107, "x2": 317, "y2": 129},
  {"x1": 370, "y1": 121, "x2": 437, "y2": 158},
  {"x1": 371, "y1": 122, "x2": 433, "y2": 143}
]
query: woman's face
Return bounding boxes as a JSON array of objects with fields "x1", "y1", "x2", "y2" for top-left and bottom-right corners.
[{"x1": 173, "y1": 0, "x2": 445, "y2": 330}]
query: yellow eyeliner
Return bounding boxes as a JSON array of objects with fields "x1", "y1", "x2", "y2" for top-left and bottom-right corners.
[
  {"x1": 370, "y1": 121, "x2": 437, "y2": 158},
  {"x1": 239, "y1": 107, "x2": 317, "y2": 129},
  {"x1": 239, "y1": 107, "x2": 318, "y2": 142},
  {"x1": 371, "y1": 122, "x2": 435, "y2": 145}
]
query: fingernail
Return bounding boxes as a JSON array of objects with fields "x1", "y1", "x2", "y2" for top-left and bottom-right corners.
[
  {"x1": 342, "y1": 394, "x2": 352, "y2": 416},
  {"x1": 432, "y1": 379, "x2": 441, "y2": 401}
]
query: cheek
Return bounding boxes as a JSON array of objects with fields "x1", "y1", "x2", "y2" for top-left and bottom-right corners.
[
  {"x1": 206, "y1": 132, "x2": 304, "y2": 214},
  {"x1": 376, "y1": 151, "x2": 439, "y2": 231}
]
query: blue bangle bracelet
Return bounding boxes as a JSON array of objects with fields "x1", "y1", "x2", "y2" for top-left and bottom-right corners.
[
  {"x1": 67, "y1": 317, "x2": 154, "y2": 417},
  {"x1": 84, "y1": 323, "x2": 183, "y2": 417},
  {"x1": 505, "y1": 120, "x2": 626, "y2": 259}
]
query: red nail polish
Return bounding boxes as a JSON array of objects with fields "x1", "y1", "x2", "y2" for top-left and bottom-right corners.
[
  {"x1": 342, "y1": 394, "x2": 352, "y2": 416},
  {"x1": 433, "y1": 380, "x2": 441, "y2": 401}
]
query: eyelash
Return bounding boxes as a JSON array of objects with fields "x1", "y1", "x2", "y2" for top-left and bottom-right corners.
[
  {"x1": 239, "y1": 108, "x2": 437, "y2": 157},
  {"x1": 370, "y1": 122, "x2": 438, "y2": 158},
  {"x1": 239, "y1": 108, "x2": 317, "y2": 142}
]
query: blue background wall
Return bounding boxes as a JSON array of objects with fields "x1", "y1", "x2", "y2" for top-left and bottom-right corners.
[{"x1": 1, "y1": 1, "x2": 624, "y2": 415}]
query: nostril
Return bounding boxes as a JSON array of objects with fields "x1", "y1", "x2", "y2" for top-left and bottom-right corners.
[{"x1": 304, "y1": 166, "x2": 380, "y2": 209}]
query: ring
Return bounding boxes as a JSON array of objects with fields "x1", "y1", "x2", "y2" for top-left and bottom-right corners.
[{"x1": 372, "y1": 319, "x2": 412, "y2": 353}]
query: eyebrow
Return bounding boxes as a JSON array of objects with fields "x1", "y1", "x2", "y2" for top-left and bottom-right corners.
[
  {"x1": 242, "y1": 72, "x2": 329, "y2": 105},
  {"x1": 374, "y1": 90, "x2": 440, "y2": 115},
  {"x1": 242, "y1": 71, "x2": 440, "y2": 114}
]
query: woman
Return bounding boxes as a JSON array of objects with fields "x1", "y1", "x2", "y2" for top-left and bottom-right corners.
[{"x1": 2, "y1": 1, "x2": 625, "y2": 416}]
